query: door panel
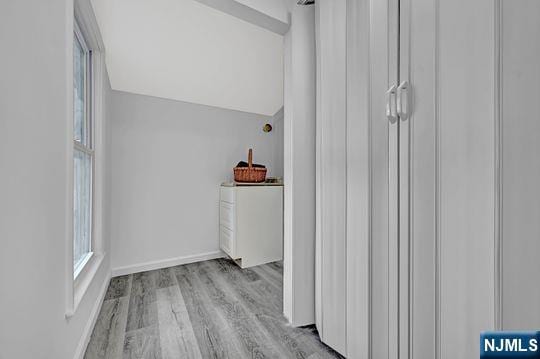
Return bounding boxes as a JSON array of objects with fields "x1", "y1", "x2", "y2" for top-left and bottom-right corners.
[
  {"x1": 371, "y1": 0, "x2": 399, "y2": 358},
  {"x1": 317, "y1": 0, "x2": 398, "y2": 356},
  {"x1": 316, "y1": 0, "x2": 347, "y2": 354},
  {"x1": 345, "y1": 0, "x2": 373, "y2": 357},
  {"x1": 399, "y1": 0, "x2": 437, "y2": 357},
  {"x1": 320, "y1": 0, "x2": 507, "y2": 357},
  {"x1": 400, "y1": 0, "x2": 497, "y2": 358},
  {"x1": 438, "y1": 1, "x2": 496, "y2": 358},
  {"x1": 500, "y1": 0, "x2": 540, "y2": 330}
]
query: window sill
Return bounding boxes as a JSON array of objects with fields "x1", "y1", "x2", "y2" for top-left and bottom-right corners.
[
  {"x1": 66, "y1": 252, "x2": 105, "y2": 318},
  {"x1": 74, "y1": 251, "x2": 94, "y2": 279}
]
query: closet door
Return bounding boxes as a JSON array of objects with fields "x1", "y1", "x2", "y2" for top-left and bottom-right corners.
[
  {"x1": 316, "y1": 0, "x2": 398, "y2": 357},
  {"x1": 316, "y1": 0, "x2": 347, "y2": 355},
  {"x1": 399, "y1": 0, "x2": 498, "y2": 358},
  {"x1": 344, "y1": 0, "x2": 398, "y2": 357},
  {"x1": 382, "y1": 0, "x2": 400, "y2": 357},
  {"x1": 397, "y1": 0, "x2": 437, "y2": 357},
  {"x1": 500, "y1": 0, "x2": 540, "y2": 330}
]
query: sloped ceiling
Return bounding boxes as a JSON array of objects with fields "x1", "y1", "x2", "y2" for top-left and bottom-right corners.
[
  {"x1": 91, "y1": 0, "x2": 284, "y2": 116},
  {"x1": 234, "y1": 0, "x2": 289, "y2": 23}
]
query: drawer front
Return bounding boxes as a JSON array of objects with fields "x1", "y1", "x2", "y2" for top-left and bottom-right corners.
[
  {"x1": 220, "y1": 186, "x2": 235, "y2": 204},
  {"x1": 220, "y1": 225, "x2": 235, "y2": 258},
  {"x1": 220, "y1": 201, "x2": 235, "y2": 230}
]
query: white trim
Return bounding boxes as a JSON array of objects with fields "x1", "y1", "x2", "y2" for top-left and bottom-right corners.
[
  {"x1": 74, "y1": 251, "x2": 94, "y2": 279},
  {"x1": 66, "y1": 0, "x2": 107, "y2": 318},
  {"x1": 65, "y1": 0, "x2": 76, "y2": 317},
  {"x1": 74, "y1": 140, "x2": 95, "y2": 155},
  {"x1": 74, "y1": 0, "x2": 106, "y2": 52},
  {"x1": 111, "y1": 251, "x2": 226, "y2": 277},
  {"x1": 72, "y1": 270, "x2": 111, "y2": 359},
  {"x1": 90, "y1": 50, "x2": 106, "y2": 267},
  {"x1": 67, "y1": 254, "x2": 105, "y2": 318},
  {"x1": 73, "y1": 254, "x2": 105, "y2": 315},
  {"x1": 73, "y1": 18, "x2": 95, "y2": 277}
]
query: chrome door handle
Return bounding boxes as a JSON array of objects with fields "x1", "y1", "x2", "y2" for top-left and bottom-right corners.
[
  {"x1": 386, "y1": 85, "x2": 398, "y2": 123},
  {"x1": 397, "y1": 81, "x2": 409, "y2": 120}
]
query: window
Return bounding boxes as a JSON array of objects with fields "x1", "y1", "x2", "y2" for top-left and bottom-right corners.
[{"x1": 73, "y1": 22, "x2": 94, "y2": 277}]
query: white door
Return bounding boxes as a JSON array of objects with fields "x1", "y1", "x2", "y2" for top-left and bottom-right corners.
[
  {"x1": 315, "y1": 0, "x2": 347, "y2": 355},
  {"x1": 316, "y1": 0, "x2": 399, "y2": 356},
  {"x1": 318, "y1": 1, "x2": 540, "y2": 358},
  {"x1": 397, "y1": 0, "x2": 438, "y2": 357},
  {"x1": 398, "y1": 0, "x2": 502, "y2": 358},
  {"x1": 499, "y1": 0, "x2": 540, "y2": 330}
]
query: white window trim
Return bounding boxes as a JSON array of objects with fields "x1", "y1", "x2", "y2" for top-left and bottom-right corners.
[
  {"x1": 73, "y1": 19, "x2": 95, "y2": 280},
  {"x1": 74, "y1": 251, "x2": 94, "y2": 278},
  {"x1": 66, "y1": 0, "x2": 107, "y2": 318}
]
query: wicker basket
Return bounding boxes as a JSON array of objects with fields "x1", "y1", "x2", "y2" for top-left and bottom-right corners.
[{"x1": 233, "y1": 149, "x2": 267, "y2": 183}]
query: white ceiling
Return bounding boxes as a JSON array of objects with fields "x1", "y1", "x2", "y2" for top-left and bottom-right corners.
[{"x1": 91, "y1": 0, "x2": 284, "y2": 116}]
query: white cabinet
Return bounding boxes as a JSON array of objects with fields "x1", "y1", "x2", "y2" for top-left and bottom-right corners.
[{"x1": 219, "y1": 185, "x2": 283, "y2": 268}]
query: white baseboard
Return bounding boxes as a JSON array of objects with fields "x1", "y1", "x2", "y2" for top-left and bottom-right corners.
[
  {"x1": 73, "y1": 271, "x2": 111, "y2": 359},
  {"x1": 111, "y1": 251, "x2": 226, "y2": 277}
]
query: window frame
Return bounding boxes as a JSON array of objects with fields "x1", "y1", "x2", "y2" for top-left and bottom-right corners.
[
  {"x1": 73, "y1": 19, "x2": 95, "y2": 279},
  {"x1": 66, "y1": 2, "x2": 107, "y2": 318}
]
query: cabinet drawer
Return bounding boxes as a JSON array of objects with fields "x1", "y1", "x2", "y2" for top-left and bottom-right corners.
[
  {"x1": 220, "y1": 186, "x2": 235, "y2": 204},
  {"x1": 220, "y1": 225, "x2": 235, "y2": 258},
  {"x1": 219, "y1": 201, "x2": 235, "y2": 230}
]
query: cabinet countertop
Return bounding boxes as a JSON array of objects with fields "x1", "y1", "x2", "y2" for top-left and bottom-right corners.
[{"x1": 221, "y1": 181, "x2": 284, "y2": 187}]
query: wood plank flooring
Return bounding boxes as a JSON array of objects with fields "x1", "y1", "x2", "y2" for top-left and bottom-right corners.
[{"x1": 84, "y1": 259, "x2": 343, "y2": 359}]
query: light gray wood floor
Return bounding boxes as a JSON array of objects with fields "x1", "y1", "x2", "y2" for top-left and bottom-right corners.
[{"x1": 84, "y1": 258, "x2": 343, "y2": 359}]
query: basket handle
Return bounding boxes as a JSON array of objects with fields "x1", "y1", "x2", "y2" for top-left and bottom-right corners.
[{"x1": 248, "y1": 148, "x2": 253, "y2": 168}]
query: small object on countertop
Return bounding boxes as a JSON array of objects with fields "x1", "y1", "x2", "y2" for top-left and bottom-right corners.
[
  {"x1": 233, "y1": 149, "x2": 267, "y2": 183},
  {"x1": 235, "y1": 161, "x2": 266, "y2": 169}
]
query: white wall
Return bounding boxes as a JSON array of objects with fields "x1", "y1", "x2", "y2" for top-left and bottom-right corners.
[
  {"x1": 91, "y1": 0, "x2": 284, "y2": 116},
  {"x1": 109, "y1": 91, "x2": 279, "y2": 273},
  {"x1": 283, "y1": 1, "x2": 316, "y2": 327},
  {"x1": 0, "y1": 1, "x2": 112, "y2": 358},
  {"x1": 271, "y1": 107, "x2": 284, "y2": 178},
  {"x1": 103, "y1": 69, "x2": 114, "y2": 273}
]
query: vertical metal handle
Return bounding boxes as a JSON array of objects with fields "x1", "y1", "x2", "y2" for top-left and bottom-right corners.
[
  {"x1": 397, "y1": 81, "x2": 409, "y2": 120},
  {"x1": 386, "y1": 85, "x2": 398, "y2": 123}
]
